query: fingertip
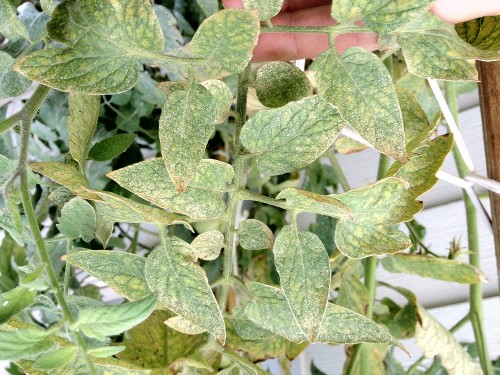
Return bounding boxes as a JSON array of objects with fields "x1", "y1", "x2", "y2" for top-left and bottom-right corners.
[{"x1": 221, "y1": 0, "x2": 244, "y2": 9}]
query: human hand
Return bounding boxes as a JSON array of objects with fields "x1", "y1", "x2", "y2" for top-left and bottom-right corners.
[{"x1": 222, "y1": 0, "x2": 500, "y2": 61}]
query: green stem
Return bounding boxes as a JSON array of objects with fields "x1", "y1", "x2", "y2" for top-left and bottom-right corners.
[
  {"x1": 261, "y1": 24, "x2": 372, "y2": 35},
  {"x1": 445, "y1": 82, "x2": 492, "y2": 375},
  {"x1": 359, "y1": 154, "x2": 389, "y2": 375},
  {"x1": 16, "y1": 85, "x2": 97, "y2": 375},
  {"x1": 217, "y1": 65, "x2": 251, "y2": 315},
  {"x1": 327, "y1": 150, "x2": 351, "y2": 192},
  {"x1": 0, "y1": 112, "x2": 21, "y2": 136},
  {"x1": 130, "y1": 224, "x2": 140, "y2": 255},
  {"x1": 63, "y1": 240, "x2": 72, "y2": 295},
  {"x1": 237, "y1": 188, "x2": 289, "y2": 210}
]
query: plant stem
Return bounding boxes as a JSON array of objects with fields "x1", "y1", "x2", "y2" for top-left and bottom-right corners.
[
  {"x1": 237, "y1": 188, "x2": 289, "y2": 210},
  {"x1": 261, "y1": 24, "x2": 372, "y2": 35},
  {"x1": 0, "y1": 112, "x2": 21, "y2": 136},
  {"x1": 359, "y1": 154, "x2": 389, "y2": 374},
  {"x1": 217, "y1": 65, "x2": 251, "y2": 315},
  {"x1": 64, "y1": 240, "x2": 72, "y2": 295},
  {"x1": 445, "y1": 82, "x2": 493, "y2": 375},
  {"x1": 15, "y1": 84, "x2": 97, "y2": 375},
  {"x1": 327, "y1": 150, "x2": 351, "y2": 192}
]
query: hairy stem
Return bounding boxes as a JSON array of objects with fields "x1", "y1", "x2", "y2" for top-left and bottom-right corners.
[
  {"x1": 16, "y1": 85, "x2": 97, "y2": 375},
  {"x1": 359, "y1": 154, "x2": 389, "y2": 374},
  {"x1": 217, "y1": 65, "x2": 251, "y2": 315},
  {"x1": 237, "y1": 188, "x2": 289, "y2": 210},
  {"x1": 0, "y1": 112, "x2": 21, "y2": 136},
  {"x1": 445, "y1": 82, "x2": 492, "y2": 374},
  {"x1": 327, "y1": 150, "x2": 351, "y2": 192}
]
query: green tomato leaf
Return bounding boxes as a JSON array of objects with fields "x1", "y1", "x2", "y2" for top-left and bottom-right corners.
[
  {"x1": 191, "y1": 9, "x2": 260, "y2": 74},
  {"x1": 332, "y1": 178, "x2": 415, "y2": 258},
  {"x1": 15, "y1": 0, "x2": 164, "y2": 94},
  {"x1": 396, "y1": 14, "x2": 500, "y2": 81},
  {"x1": 317, "y1": 303, "x2": 404, "y2": 350},
  {"x1": 74, "y1": 295, "x2": 157, "y2": 341},
  {"x1": 273, "y1": 225, "x2": 330, "y2": 341},
  {"x1": 87, "y1": 346, "x2": 126, "y2": 358},
  {"x1": 0, "y1": 51, "x2": 31, "y2": 99},
  {"x1": 0, "y1": 328, "x2": 54, "y2": 361},
  {"x1": 196, "y1": 0, "x2": 219, "y2": 17},
  {"x1": 190, "y1": 230, "x2": 224, "y2": 261},
  {"x1": 315, "y1": 47, "x2": 407, "y2": 160},
  {"x1": 117, "y1": 310, "x2": 205, "y2": 369},
  {"x1": 331, "y1": 0, "x2": 390, "y2": 24},
  {"x1": 336, "y1": 273, "x2": 368, "y2": 315},
  {"x1": 244, "y1": 282, "x2": 307, "y2": 343},
  {"x1": 456, "y1": 16, "x2": 500, "y2": 53},
  {"x1": 57, "y1": 197, "x2": 96, "y2": 242},
  {"x1": 381, "y1": 254, "x2": 485, "y2": 284},
  {"x1": 255, "y1": 62, "x2": 312, "y2": 108},
  {"x1": 242, "y1": 0, "x2": 283, "y2": 22},
  {"x1": 33, "y1": 346, "x2": 79, "y2": 370},
  {"x1": 363, "y1": 0, "x2": 434, "y2": 33},
  {"x1": 230, "y1": 305, "x2": 275, "y2": 340},
  {"x1": 238, "y1": 219, "x2": 274, "y2": 251},
  {"x1": 241, "y1": 95, "x2": 344, "y2": 176},
  {"x1": 160, "y1": 83, "x2": 216, "y2": 192},
  {"x1": 0, "y1": 287, "x2": 36, "y2": 325},
  {"x1": 0, "y1": 209, "x2": 32, "y2": 246},
  {"x1": 415, "y1": 304, "x2": 482, "y2": 374},
  {"x1": 108, "y1": 158, "x2": 234, "y2": 220},
  {"x1": 396, "y1": 86, "x2": 433, "y2": 152},
  {"x1": 88, "y1": 133, "x2": 137, "y2": 162},
  {"x1": 145, "y1": 237, "x2": 225, "y2": 343},
  {"x1": 40, "y1": 0, "x2": 58, "y2": 16},
  {"x1": 29, "y1": 162, "x2": 100, "y2": 201},
  {"x1": 165, "y1": 315, "x2": 207, "y2": 335},
  {"x1": 276, "y1": 188, "x2": 352, "y2": 219},
  {"x1": 63, "y1": 250, "x2": 150, "y2": 301},
  {"x1": 68, "y1": 93, "x2": 100, "y2": 171},
  {"x1": 201, "y1": 79, "x2": 233, "y2": 123},
  {"x1": 0, "y1": 0, "x2": 30, "y2": 42},
  {"x1": 226, "y1": 314, "x2": 308, "y2": 363}
]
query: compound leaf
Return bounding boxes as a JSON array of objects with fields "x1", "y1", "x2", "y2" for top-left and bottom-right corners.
[
  {"x1": 88, "y1": 133, "x2": 137, "y2": 162},
  {"x1": 456, "y1": 16, "x2": 500, "y2": 52},
  {"x1": 108, "y1": 158, "x2": 234, "y2": 220},
  {"x1": 364, "y1": 0, "x2": 434, "y2": 33},
  {"x1": 64, "y1": 250, "x2": 150, "y2": 301},
  {"x1": 276, "y1": 189, "x2": 352, "y2": 219},
  {"x1": 191, "y1": 9, "x2": 260, "y2": 74},
  {"x1": 15, "y1": 0, "x2": 165, "y2": 94},
  {"x1": 255, "y1": 62, "x2": 312, "y2": 108},
  {"x1": 57, "y1": 197, "x2": 96, "y2": 242},
  {"x1": 117, "y1": 310, "x2": 205, "y2": 368},
  {"x1": 0, "y1": 51, "x2": 31, "y2": 99},
  {"x1": 68, "y1": 93, "x2": 100, "y2": 170},
  {"x1": 331, "y1": 0, "x2": 389, "y2": 24},
  {"x1": 159, "y1": 83, "x2": 216, "y2": 192},
  {"x1": 317, "y1": 303, "x2": 403, "y2": 350},
  {"x1": 381, "y1": 254, "x2": 485, "y2": 284},
  {"x1": 315, "y1": 47, "x2": 406, "y2": 160},
  {"x1": 238, "y1": 219, "x2": 274, "y2": 251},
  {"x1": 75, "y1": 295, "x2": 157, "y2": 341},
  {"x1": 273, "y1": 225, "x2": 330, "y2": 341},
  {"x1": 201, "y1": 79, "x2": 233, "y2": 123},
  {"x1": 0, "y1": 0, "x2": 30, "y2": 42},
  {"x1": 415, "y1": 305, "x2": 482, "y2": 375},
  {"x1": 242, "y1": 0, "x2": 283, "y2": 23},
  {"x1": 190, "y1": 230, "x2": 224, "y2": 261},
  {"x1": 333, "y1": 178, "x2": 415, "y2": 258},
  {"x1": 33, "y1": 346, "x2": 79, "y2": 370},
  {"x1": 0, "y1": 328, "x2": 54, "y2": 361},
  {"x1": 240, "y1": 95, "x2": 344, "y2": 176},
  {"x1": 0, "y1": 287, "x2": 36, "y2": 325},
  {"x1": 244, "y1": 282, "x2": 307, "y2": 343},
  {"x1": 145, "y1": 237, "x2": 225, "y2": 343}
]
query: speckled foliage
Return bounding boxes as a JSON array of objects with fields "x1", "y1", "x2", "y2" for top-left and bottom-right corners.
[{"x1": 0, "y1": 0, "x2": 498, "y2": 373}]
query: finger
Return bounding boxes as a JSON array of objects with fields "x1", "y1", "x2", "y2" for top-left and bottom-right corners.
[
  {"x1": 250, "y1": 5, "x2": 377, "y2": 61},
  {"x1": 222, "y1": 0, "x2": 331, "y2": 12},
  {"x1": 431, "y1": 0, "x2": 500, "y2": 23}
]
